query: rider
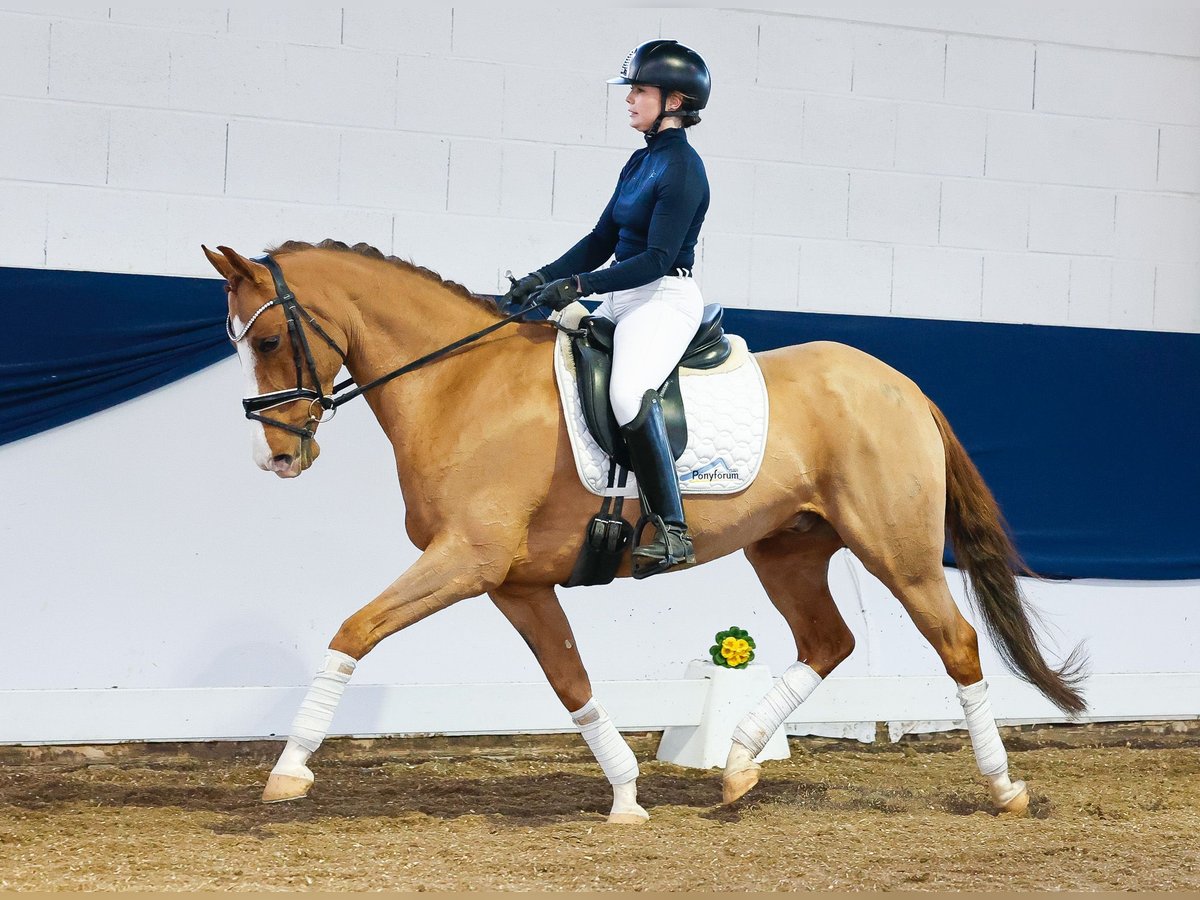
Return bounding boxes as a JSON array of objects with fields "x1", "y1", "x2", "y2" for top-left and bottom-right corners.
[{"x1": 505, "y1": 39, "x2": 712, "y2": 580}]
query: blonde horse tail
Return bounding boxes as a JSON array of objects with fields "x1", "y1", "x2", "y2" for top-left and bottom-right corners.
[{"x1": 928, "y1": 400, "x2": 1088, "y2": 714}]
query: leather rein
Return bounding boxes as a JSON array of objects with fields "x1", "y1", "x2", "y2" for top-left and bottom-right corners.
[{"x1": 226, "y1": 254, "x2": 542, "y2": 448}]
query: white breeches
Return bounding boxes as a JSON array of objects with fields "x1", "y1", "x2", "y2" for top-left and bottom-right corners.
[{"x1": 592, "y1": 275, "x2": 705, "y2": 426}]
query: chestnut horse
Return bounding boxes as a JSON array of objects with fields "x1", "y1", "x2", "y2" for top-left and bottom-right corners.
[{"x1": 204, "y1": 240, "x2": 1084, "y2": 822}]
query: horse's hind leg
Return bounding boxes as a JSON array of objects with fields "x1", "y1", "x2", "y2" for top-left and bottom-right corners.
[
  {"x1": 833, "y1": 491, "x2": 1030, "y2": 815},
  {"x1": 490, "y1": 582, "x2": 649, "y2": 825},
  {"x1": 723, "y1": 525, "x2": 852, "y2": 803}
]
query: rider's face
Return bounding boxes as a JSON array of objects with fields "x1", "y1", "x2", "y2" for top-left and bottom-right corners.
[{"x1": 626, "y1": 84, "x2": 663, "y2": 132}]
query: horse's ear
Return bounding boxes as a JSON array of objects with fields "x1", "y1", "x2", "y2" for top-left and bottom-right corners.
[{"x1": 202, "y1": 244, "x2": 269, "y2": 290}]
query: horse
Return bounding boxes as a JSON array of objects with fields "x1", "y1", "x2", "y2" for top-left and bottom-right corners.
[{"x1": 203, "y1": 239, "x2": 1085, "y2": 823}]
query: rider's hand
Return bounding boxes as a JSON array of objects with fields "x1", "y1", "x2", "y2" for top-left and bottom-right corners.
[
  {"x1": 501, "y1": 271, "x2": 545, "y2": 309},
  {"x1": 532, "y1": 276, "x2": 582, "y2": 311}
]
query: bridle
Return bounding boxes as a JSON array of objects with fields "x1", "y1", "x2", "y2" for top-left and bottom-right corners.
[{"x1": 226, "y1": 254, "x2": 543, "y2": 452}]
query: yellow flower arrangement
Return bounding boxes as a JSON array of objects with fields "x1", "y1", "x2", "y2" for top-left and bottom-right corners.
[{"x1": 709, "y1": 626, "x2": 755, "y2": 669}]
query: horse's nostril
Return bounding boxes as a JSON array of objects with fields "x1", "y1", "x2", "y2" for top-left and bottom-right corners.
[{"x1": 273, "y1": 454, "x2": 294, "y2": 466}]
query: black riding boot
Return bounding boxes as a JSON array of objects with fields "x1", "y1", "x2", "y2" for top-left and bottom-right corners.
[{"x1": 621, "y1": 390, "x2": 696, "y2": 579}]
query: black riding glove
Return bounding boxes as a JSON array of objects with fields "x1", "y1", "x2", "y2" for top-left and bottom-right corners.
[
  {"x1": 501, "y1": 271, "x2": 545, "y2": 310},
  {"x1": 531, "y1": 276, "x2": 582, "y2": 311}
]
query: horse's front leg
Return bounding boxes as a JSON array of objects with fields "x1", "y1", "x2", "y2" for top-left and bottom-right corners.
[
  {"x1": 490, "y1": 583, "x2": 649, "y2": 825},
  {"x1": 262, "y1": 535, "x2": 511, "y2": 803}
]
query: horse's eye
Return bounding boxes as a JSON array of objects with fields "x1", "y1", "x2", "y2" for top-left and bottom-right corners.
[{"x1": 257, "y1": 335, "x2": 281, "y2": 353}]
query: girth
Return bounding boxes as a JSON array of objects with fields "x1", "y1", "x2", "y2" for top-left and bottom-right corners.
[{"x1": 569, "y1": 303, "x2": 731, "y2": 470}]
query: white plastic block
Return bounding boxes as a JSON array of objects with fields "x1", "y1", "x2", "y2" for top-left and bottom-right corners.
[
  {"x1": 1115, "y1": 193, "x2": 1200, "y2": 265},
  {"x1": 1036, "y1": 45, "x2": 1200, "y2": 127},
  {"x1": 272, "y1": 44, "x2": 398, "y2": 129},
  {"x1": 801, "y1": 94, "x2": 896, "y2": 170},
  {"x1": 981, "y1": 252, "x2": 1070, "y2": 326},
  {"x1": 106, "y1": 6, "x2": 226, "y2": 32},
  {"x1": 499, "y1": 143, "x2": 556, "y2": 220},
  {"x1": 754, "y1": 163, "x2": 848, "y2": 239},
  {"x1": 848, "y1": 171, "x2": 940, "y2": 245},
  {"x1": 797, "y1": 239, "x2": 893, "y2": 316},
  {"x1": 939, "y1": 178, "x2": 1030, "y2": 251},
  {"x1": 1066, "y1": 257, "x2": 1113, "y2": 329},
  {"x1": 703, "y1": 158, "x2": 756, "y2": 235},
  {"x1": 1153, "y1": 264, "x2": 1200, "y2": 334},
  {"x1": 168, "y1": 33, "x2": 287, "y2": 119},
  {"x1": 45, "y1": 186, "x2": 169, "y2": 273},
  {"x1": 892, "y1": 246, "x2": 983, "y2": 321},
  {"x1": 0, "y1": 3, "x2": 108, "y2": 19},
  {"x1": 340, "y1": 129, "x2": 449, "y2": 212},
  {"x1": 757, "y1": 16, "x2": 854, "y2": 93},
  {"x1": 0, "y1": 182, "x2": 48, "y2": 267},
  {"x1": 659, "y1": 8, "x2": 765, "y2": 88},
  {"x1": 0, "y1": 98, "x2": 108, "y2": 185},
  {"x1": 1110, "y1": 260, "x2": 1157, "y2": 330},
  {"x1": 395, "y1": 56, "x2": 504, "y2": 138},
  {"x1": 986, "y1": 112, "x2": 1158, "y2": 190},
  {"x1": 656, "y1": 660, "x2": 790, "y2": 769},
  {"x1": 895, "y1": 103, "x2": 986, "y2": 177},
  {"x1": 748, "y1": 234, "x2": 801, "y2": 310},
  {"x1": 502, "y1": 66, "x2": 606, "y2": 145},
  {"x1": 1158, "y1": 126, "x2": 1200, "y2": 194},
  {"x1": 945, "y1": 35, "x2": 1035, "y2": 111},
  {"x1": 107, "y1": 109, "x2": 226, "y2": 195},
  {"x1": 226, "y1": 6, "x2": 342, "y2": 47},
  {"x1": 225, "y1": 119, "x2": 341, "y2": 205},
  {"x1": 851, "y1": 25, "x2": 946, "y2": 102},
  {"x1": 1028, "y1": 186, "x2": 1116, "y2": 256},
  {"x1": 696, "y1": 232, "x2": 752, "y2": 308},
  {"x1": 0, "y1": 13, "x2": 50, "y2": 97},
  {"x1": 551, "y1": 146, "x2": 631, "y2": 224},
  {"x1": 342, "y1": 6, "x2": 451, "y2": 54},
  {"x1": 49, "y1": 20, "x2": 170, "y2": 106}
]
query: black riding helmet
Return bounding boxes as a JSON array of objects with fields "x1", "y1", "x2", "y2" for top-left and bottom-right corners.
[{"x1": 608, "y1": 39, "x2": 711, "y2": 129}]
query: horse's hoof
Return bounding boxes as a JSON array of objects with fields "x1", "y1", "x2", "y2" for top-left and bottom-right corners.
[
  {"x1": 606, "y1": 811, "x2": 649, "y2": 825},
  {"x1": 262, "y1": 772, "x2": 313, "y2": 803},
  {"x1": 722, "y1": 765, "x2": 760, "y2": 804},
  {"x1": 996, "y1": 781, "x2": 1030, "y2": 817}
]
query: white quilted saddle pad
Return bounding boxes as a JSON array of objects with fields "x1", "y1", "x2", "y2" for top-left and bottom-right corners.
[{"x1": 552, "y1": 303, "x2": 769, "y2": 498}]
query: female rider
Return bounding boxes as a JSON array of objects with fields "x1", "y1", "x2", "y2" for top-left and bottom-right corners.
[{"x1": 505, "y1": 39, "x2": 712, "y2": 579}]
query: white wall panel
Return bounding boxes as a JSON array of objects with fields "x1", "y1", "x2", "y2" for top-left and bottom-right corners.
[
  {"x1": 944, "y1": 35, "x2": 1034, "y2": 111},
  {"x1": 847, "y1": 171, "x2": 941, "y2": 245},
  {"x1": 1115, "y1": 193, "x2": 1200, "y2": 265},
  {"x1": 747, "y1": 233, "x2": 800, "y2": 309},
  {"x1": 48, "y1": 19, "x2": 171, "y2": 106},
  {"x1": 106, "y1": 5, "x2": 226, "y2": 33},
  {"x1": 0, "y1": 98, "x2": 108, "y2": 185},
  {"x1": 939, "y1": 178, "x2": 1030, "y2": 251},
  {"x1": 0, "y1": 12, "x2": 50, "y2": 97},
  {"x1": 500, "y1": 66, "x2": 607, "y2": 145},
  {"x1": 1028, "y1": 187, "x2": 1116, "y2": 257},
  {"x1": 1066, "y1": 258, "x2": 1114, "y2": 329},
  {"x1": 659, "y1": 8, "x2": 762, "y2": 90},
  {"x1": 982, "y1": 252, "x2": 1072, "y2": 325},
  {"x1": 797, "y1": 239, "x2": 893, "y2": 315},
  {"x1": 274, "y1": 44, "x2": 398, "y2": 130},
  {"x1": 695, "y1": 232, "x2": 752, "y2": 308},
  {"x1": 393, "y1": 55, "x2": 503, "y2": 137},
  {"x1": 1110, "y1": 260, "x2": 1158, "y2": 330},
  {"x1": 107, "y1": 108, "x2": 227, "y2": 196},
  {"x1": 167, "y1": 33, "x2": 287, "y2": 118},
  {"x1": 757, "y1": 16, "x2": 855, "y2": 94},
  {"x1": 339, "y1": 129, "x2": 449, "y2": 212},
  {"x1": 340, "y1": 6, "x2": 451, "y2": 55},
  {"x1": 892, "y1": 246, "x2": 982, "y2": 320},
  {"x1": 1154, "y1": 263, "x2": 1200, "y2": 332},
  {"x1": 752, "y1": 164, "x2": 847, "y2": 239},
  {"x1": 1158, "y1": 126, "x2": 1200, "y2": 194},
  {"x1": 0, "y1": 182, "x2": 48, "y2": 267},
  {"x1": 850, "y1": 25, "x2": 946, "y2": 102},
  {"x1": 225, "y1": 119, "x2": 341, "y2": 204},
  {"x1": 894, "y1": 103, "x2": 986, "y2": 177},
  {"x1": 701, "y1": 157, "x2": 755, "y2": 235},
  {"x1": 44, "y1": 185, "x2": 169, "y2": 272},
  {"x1": 800, "y1": 95, "x2": 896, "y2": 169},
  {"x1": 1035, "y1": 45, "x2": 1200, "y2": 126},
  {"x1": 226, "y1": 6, "x2": 342, "y2": 48}
]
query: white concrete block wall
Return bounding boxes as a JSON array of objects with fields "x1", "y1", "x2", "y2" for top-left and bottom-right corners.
[{"x1": 1, "y1": 4, "x2": 1195, "y2": 331}]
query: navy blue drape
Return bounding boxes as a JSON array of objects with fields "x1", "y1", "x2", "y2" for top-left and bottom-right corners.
[{"x1": 2, "y1": 265, "x2": 1197, "y2": 580}]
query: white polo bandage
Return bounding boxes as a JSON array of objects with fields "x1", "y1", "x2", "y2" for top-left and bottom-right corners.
[
  {"x1": 571, "y1": 698, "x2": 639, "y2": 786},
  {"x1": 957, "y1": 678, "x2": 1008, "y2": 776},
  {"x1": 288, "y1": 649, "x2": 357, "y2": 752},
  {"x1": 732, "y1": 661, "x2": 822, "y2": 756}
]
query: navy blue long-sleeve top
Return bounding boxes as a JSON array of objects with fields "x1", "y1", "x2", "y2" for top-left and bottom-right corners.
[{"x1": 538, "y1": 128, "x2": 709, "y2": 296}]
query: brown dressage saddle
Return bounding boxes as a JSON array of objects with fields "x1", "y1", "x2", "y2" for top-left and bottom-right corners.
[{"x1": 569, "y1": 303, "x2": 731, "y2": 470}]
